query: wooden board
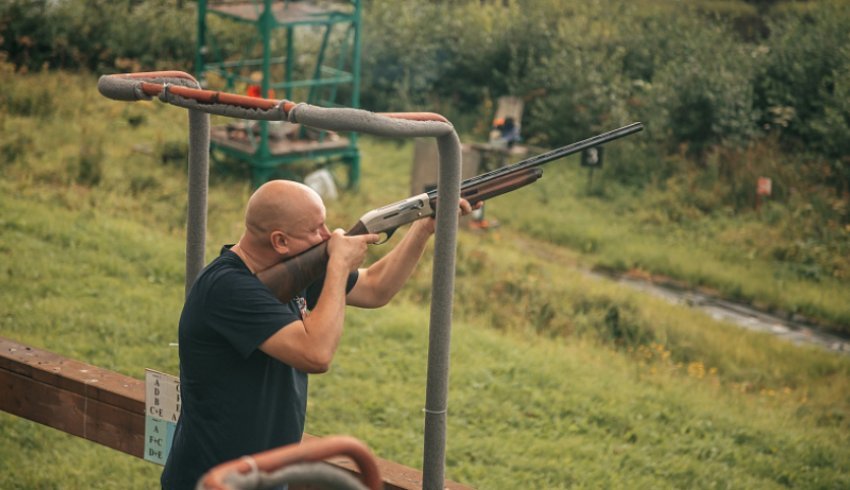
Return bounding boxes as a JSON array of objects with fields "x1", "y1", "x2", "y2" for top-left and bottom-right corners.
[
  {"x1": 208, "y1": 1, "x2": 353, "y2": 23},
  {"x1": 0, "y1": 337, "x2": 474, "y2": 490},
  {"x1": 211, "y1": 126, "x2": 351, "y2": 157}
]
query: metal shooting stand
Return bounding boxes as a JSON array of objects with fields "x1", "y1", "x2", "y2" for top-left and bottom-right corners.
[
  {"x1": 196, "y1": 0, "x2": 363, "y2": 189},
  {"x1": 98, "y1": 71, "x2": 461, "y2": 490}
]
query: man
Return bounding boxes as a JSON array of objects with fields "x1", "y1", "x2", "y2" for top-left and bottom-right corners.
[{"x1": 161, "y1": 180, "x2": 474, "y2": 489}]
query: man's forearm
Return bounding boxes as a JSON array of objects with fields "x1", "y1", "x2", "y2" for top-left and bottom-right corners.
[
  {"x1": 349, "y1": 221, "x2": 433, "y2": 308},
  {"x1": 298, "y1": 259, "x2": 352, "y2": 369},
  {"x1": 258, "y1": 259, "x2": 351, "y2": 373}
]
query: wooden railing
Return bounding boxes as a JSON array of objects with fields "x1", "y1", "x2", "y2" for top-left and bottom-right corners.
[{"x1": 0, "y1": 336, "x2": 473, "y2": 490}]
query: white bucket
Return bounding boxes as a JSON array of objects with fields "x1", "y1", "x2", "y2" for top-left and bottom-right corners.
[{"x1": 304, "y1": 168, "x2": 339, "y2": 201}]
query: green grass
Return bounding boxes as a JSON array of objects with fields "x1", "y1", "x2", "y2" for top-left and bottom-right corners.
[
  {"x1": 488, "y1": 153, "x2": 850, "y2": 332},
  {"x1": 1, "y1": 69, "x2": 850, "y2": 488},
  {"x1": 314, "y1": 304, "x2": 850, "y2": 489}
]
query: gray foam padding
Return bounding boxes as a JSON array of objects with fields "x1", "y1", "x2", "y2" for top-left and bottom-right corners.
[
  {"x1": 288, "y1": 103, "x2": 453, "y2": 138},
  {"x1": 185, "y1": 109, "x2": 210, "y2": 296},
  {"x1": 97, "y1": 75, "x2": 199, "y2": 101},
  {"x1": 421, "y1": 131, "x2": 461, "y2": 490}
]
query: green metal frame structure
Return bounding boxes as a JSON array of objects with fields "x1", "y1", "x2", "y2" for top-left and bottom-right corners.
[{"x1": 195, "y1": 0, "x2": 362, "y2": 188}]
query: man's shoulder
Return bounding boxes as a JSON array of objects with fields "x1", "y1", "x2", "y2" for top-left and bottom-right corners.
[
  {"x1": 187, "y1": 250, "x2": 261, "y2": 302},
  {"x1": 201, "y1": 250, "x2": 249, "y2": 281}
]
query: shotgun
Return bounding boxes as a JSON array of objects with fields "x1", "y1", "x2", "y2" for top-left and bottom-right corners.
[{"x1": 257, "y1": 122, "x2": 644, "y2": 301}]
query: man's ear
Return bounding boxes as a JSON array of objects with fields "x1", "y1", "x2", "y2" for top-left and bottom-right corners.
[{"x1": 270, "y1": 230, "x2": 290, "y2": 255}]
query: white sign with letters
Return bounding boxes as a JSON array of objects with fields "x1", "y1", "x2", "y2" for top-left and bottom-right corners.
[{"x1": 144, "y1": 369, "x2": 180, "y2": 465}]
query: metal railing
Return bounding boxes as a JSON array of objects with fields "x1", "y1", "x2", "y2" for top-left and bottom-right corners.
[{"x1": 98, "y1": 70, "x2": 462, "y2": 489}]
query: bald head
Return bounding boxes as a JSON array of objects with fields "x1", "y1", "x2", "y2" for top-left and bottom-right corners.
[{"x1": 244, "y1": 180, "x2": 326, "y2": 244}]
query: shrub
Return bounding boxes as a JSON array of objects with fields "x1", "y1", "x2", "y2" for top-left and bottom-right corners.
[
  {"x1": 754, "y1": 1, "x2": 850, "y2": 195},
  {"x1": 0, "y1": 0, "x2": 195, "y2": 72},
  {"x1": 0, "y1": 0, "x2": 54, "y2": 71},
  {"x1": 632, "y1": 12, "x2": 758, "y2": 161},
  {"x1": 0, "y1": 62, "x2": 55, "y2": 118}
]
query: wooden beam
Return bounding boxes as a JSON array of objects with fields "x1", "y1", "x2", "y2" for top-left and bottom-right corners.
[
  {"x1": 0, "y1": 337, "x2": 146, "y2": 455},
  {"x1": 0, "y1": 337, "x2": 473, "y2": 490}
]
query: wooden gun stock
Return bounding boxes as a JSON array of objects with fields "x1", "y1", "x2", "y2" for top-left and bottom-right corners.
[
  {"x1": 256, "y1": 242, "x2": 329, "y2": 303},
  {"x1": 255, "y1": 219, "x2": 374, "y2": 303}
]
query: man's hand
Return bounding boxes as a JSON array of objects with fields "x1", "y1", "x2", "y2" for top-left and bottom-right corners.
[
  {"x1": 414, "y1": 198, "x2": 481, "y2": 235},
  {"x1": 326, "y1": 229, "x2": 380, "y2": 272}
]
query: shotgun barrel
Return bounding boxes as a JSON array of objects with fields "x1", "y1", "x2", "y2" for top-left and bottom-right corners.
[{"x1": 428, "y1": 121, "x2": 644, "y2": 203}]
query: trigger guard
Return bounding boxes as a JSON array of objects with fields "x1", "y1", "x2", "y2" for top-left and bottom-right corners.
[{"x1": 376, "y1": 228, "x2": 397, "y2": 245}]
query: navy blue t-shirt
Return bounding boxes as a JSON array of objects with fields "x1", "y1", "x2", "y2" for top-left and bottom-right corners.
[{"x1": 161, "y1": 247, "x2": 357, "y2": 490}]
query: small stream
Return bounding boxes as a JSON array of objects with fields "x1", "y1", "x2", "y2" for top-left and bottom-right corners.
[{"x1": 595, "y1": 272, "x2": 850, "y2": 355}]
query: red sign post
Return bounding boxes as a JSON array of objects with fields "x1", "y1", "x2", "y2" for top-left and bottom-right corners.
[{"x1": 756, "y1": 177, "x2": 772, "y2": 210}]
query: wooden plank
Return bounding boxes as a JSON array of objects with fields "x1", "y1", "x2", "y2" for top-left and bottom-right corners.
[
  {"x1": 208, "y1": 1, "x2": 353, "y2": 23},
  {"x1": 0, "y1": 368, "x2": 145, "y2": 456},
  {"x1": 410, "y1": 139, "x2": 481, "y2": 195},
  {"x1": 0, "y1": 338, "x2": 145, "y2": 412},
  {"x1": 0, "y1": 337, "x2": 474, "y2": 489},
  {"x1": 210, "y1": 126, "x2": 350, "y2": 157}
]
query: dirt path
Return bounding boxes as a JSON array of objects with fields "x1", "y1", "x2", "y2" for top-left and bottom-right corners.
[
  {"x1": 506, "y1": 233, "x2": 850, "y2": 355},
  {"x1": 599, "y1": 271, "x2": 850, "y2": 355}
]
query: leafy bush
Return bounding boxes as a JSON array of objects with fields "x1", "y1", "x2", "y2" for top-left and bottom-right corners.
[
  {"x1": 360, "y1": 1, "x2": 456, "y2": 112},
  {"x1": 754, "y1": 1, "x2": 850, "y2": 195},
  {"x1": 362, "y1": 1, "x2": 761, "y2": 181},
  {"x1": 0, "y1": 0, "x2": 55, "y2": 71},
  {"x1": 0, "y1": 60, "x2": 54, "y2": 117},
  {"x1": 0, "y1": 0, "x2": 195, "y2": 72}
]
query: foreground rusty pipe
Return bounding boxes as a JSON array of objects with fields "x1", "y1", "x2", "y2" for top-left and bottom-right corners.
[
  {"x1": 199, "y1": 435, "x2": 382, "y2": 490},
  {"x1": 100, "y1": 71, "x2": 447, "y2": 122}
]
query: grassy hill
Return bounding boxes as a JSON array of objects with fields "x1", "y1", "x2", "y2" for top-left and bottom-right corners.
[{"x1": 1, "y1": 69, "x2": 849, "y2": 488}]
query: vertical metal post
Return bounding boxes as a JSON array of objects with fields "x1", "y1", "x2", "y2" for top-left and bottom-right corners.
[
  {"x1": 351, "y1": 1, "x2": 362, "y2": 111},
  {"x1": 259, "y1": 0, "x2": 274, "y2": 163},
  {"x1": 307, "y1": 24, "x2": 332, "y2": 105},
  {"x1": 422, "y1": 131, "x2": 462, "y2": 490},
  {"x1": 348, "y1": 1, "x2": 362, "y2": 187},
  {"x1": 195, "y1": 0, "x2": 207, "y2": 80},
  {"x1": 185, "y1": 109, "x2": 210, "y2": 297}
]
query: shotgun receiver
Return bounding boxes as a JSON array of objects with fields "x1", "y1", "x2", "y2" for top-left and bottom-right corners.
[{"x1": 257, "y1": 122, "x2": 644, "y2": 302}]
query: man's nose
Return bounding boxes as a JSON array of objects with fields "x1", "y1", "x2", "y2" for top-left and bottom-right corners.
[{"x1": 320, "y1": 226, "x2": 332, "y2": 240}]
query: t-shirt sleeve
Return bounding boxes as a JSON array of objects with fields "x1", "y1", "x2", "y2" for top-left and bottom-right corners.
[
  {"x1": 205, "y1": 271, "x2": 302, "y2": 359},
  {"x1": 304, "y1": 270, "x2": 359, "y2": 310}
]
